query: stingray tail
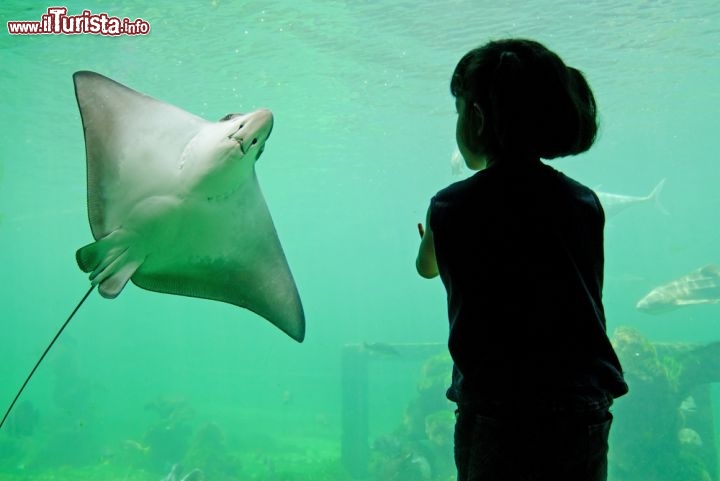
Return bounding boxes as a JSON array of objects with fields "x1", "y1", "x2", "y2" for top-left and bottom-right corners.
[
  {"x1": 1, "y1": 285, "x2": 95, "y2": 431},
  {"x1": 76, "y1": 234, "x2": 142, "y2": 298}
]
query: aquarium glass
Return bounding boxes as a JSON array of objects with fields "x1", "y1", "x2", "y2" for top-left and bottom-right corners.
[{"x1": 1, "y1": 1, "x2": 719, "y2": 480}]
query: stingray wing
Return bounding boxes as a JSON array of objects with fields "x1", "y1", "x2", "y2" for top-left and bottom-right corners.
[{"x1": 73, "y1": 71, "x2": 208, "y2": 239}]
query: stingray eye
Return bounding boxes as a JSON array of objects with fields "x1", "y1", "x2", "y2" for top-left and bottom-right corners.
[{"x1": 219, "y1": 113, "x2": 243, "y2": 122}]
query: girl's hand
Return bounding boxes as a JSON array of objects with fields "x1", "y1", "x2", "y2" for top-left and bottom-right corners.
[{"x1": 416, "y1": 210, "x2": 438, "y2": 278}]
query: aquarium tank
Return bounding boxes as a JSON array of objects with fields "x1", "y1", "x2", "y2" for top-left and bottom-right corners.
[{"x1": 1, "y1": 1, "x2": 718, "y2": 481}]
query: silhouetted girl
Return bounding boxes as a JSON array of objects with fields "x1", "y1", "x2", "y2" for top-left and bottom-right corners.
[{"x1": 416, "y1": 39, "x2": 628, "y2": 481}]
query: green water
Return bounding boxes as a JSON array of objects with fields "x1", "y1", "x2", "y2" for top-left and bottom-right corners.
[{"x1": 0, "y1": 1, "x2": 718, "y2": 480}]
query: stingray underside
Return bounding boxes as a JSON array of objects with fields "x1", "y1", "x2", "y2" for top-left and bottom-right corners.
[{"x1": 132, "y1": 176, "x2": 305, "y2": 341}]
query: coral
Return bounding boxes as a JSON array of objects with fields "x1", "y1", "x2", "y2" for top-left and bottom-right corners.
[
  {"x1": 371, "y1": 353, "x2": 455, "y2": 481},
  {"x1": 609, "y1": 327, "x2": 718, "y2": 481}
]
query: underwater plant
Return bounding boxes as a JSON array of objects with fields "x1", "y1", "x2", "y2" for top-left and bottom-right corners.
[
  {"x1": 609, "y1": 327, "x2": 719, "y2": 481},
  {"x1": 182, "y1": 422, "x2": 243, "y2": 481},
  {"x1": 370, "y1": 354, "x2": 455, "y2": 481}
]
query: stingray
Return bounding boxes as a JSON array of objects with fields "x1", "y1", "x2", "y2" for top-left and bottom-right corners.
[{"x1": 1, "y1": 71, "x2": 304, "y2": 430}]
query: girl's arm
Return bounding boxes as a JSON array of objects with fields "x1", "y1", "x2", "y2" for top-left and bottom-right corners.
[{"x1": 416, "y1": 207, "x2": 439, "y2": 278}]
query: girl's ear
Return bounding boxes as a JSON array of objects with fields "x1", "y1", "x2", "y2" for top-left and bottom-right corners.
[{"x1": 472, "y1": 103, "x2": 485, "y2": 135}]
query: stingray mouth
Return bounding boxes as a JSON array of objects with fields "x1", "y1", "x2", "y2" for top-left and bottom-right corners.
[
  {"x1": 226, "y1": 109, "x2": 273, "y2": 156},
  {"x1": 229, "y1": 125, "x2": 260, "y2": 154},
  {"x1": 230, "y1": 137, "x2": 258, "y2": 155}
]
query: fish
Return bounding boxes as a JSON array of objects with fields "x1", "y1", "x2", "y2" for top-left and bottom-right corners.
[
  {"x1": 636, "y1": 264, "x2": 720, "y2": 314},
  {"x1": 73, "y1": 71, "x2": 305, "y2": 342},
  {"x1": 450, "y1": 148, "x2": 464, "y2": 176},
  {"x1": 594, "y1": 179, "x2": 667, "y2": 217},
  {"x1": 678, "y1": 395, "x2": 697, "y2": 415},
  {"x1": 677, "y1": 427, "x2": 703, "y2": 446},
  {"x1": 123, "y1": 439, "x2": 150, "y2": 455},
  {"x1": 362, "y1": 341, "x2": 401, "y2": 357}
]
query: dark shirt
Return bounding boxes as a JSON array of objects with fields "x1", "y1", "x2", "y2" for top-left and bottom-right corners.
[{"x1": 429, "y1": 159, "x2": 628, "y2": 407}]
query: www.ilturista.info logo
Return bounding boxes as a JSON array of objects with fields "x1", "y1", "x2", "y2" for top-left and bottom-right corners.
[{"x1": 7, "y1": 7, "x2": 150, "y2": 36}]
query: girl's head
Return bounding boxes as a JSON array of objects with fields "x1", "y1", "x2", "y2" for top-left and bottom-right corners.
[{"x1": 451, "y1": 39, "x2": 598, "y2": 166}]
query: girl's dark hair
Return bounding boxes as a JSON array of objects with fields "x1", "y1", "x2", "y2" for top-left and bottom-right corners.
[{"x1": 451, "y1": 39, "x2": 598, "y2": 160}]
